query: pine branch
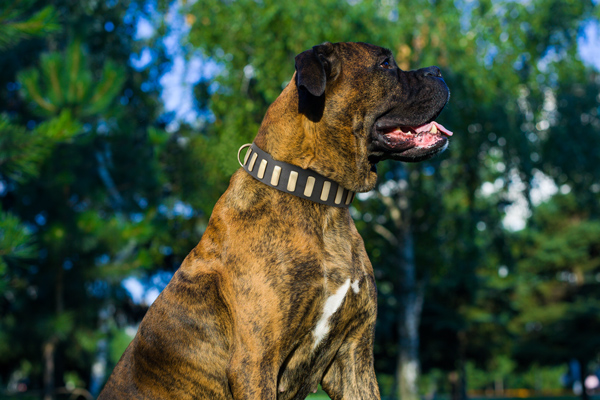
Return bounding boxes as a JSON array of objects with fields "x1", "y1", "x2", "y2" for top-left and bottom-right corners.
[
  {"x1": 0, "y1": 111, "x2": 81, "y2": 182},
  {"x1": 0, "y1": 4, "x2": 60, "y2": 50},
  {"x1": 20, "y1": 68, "x2": 58, "y2": 115},
  {"x1": 66, "y1": 40, "x2": 83, "y2": 104},
  {"x1": 0, "y1": 212, "x2": 36, "y2": 274},
  {"x1": 36, "y1": 109, "x2": 82, "y2": 141},
  {"x1": 41, "y1": 53, "x2": 64, "y2": 105},
  {"x1": 19, "y1": 41, "x2": 126, "y2": 119},
  {"x1": 0, "y1": 114, "x2": 46, "y2": 180}
]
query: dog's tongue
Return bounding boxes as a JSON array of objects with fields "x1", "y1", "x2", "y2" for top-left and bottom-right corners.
[{"x1": 413, "y1": 121, "x2": 453, "y2": 136}]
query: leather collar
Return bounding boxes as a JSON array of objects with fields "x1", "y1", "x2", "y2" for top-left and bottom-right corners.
[{"x1": 238, "y1": 143, "x2": 355, "y2": 208}]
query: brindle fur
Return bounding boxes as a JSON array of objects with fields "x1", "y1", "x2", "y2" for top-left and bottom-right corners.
[{"x1": 99, "y1": 42, "x2": 449, "y2": 400}]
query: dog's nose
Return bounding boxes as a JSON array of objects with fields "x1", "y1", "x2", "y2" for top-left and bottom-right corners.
[{"x1": 421, "y1": 66, "x2": 442, "y2": 78}]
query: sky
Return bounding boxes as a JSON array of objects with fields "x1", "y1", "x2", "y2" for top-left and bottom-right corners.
[{"x1": 578, "y1": 19, "x2": 600, "y2": 69}]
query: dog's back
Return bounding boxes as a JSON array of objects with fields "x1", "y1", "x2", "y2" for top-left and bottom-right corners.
[{"x1": 100, "y1": 252, "x2": 233, "y2": 399}]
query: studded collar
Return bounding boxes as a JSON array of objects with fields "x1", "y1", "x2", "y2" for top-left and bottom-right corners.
[{"x1": 238, "y1": 143, "x2": 355, "y2": 208}]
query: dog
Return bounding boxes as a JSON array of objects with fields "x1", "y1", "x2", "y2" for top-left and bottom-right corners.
[{"x1": 99, "y1": 41, "x2": 451, "y2": 400}]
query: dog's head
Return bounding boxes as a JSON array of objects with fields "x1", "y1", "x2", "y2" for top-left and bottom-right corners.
[{"x1": 294, "y1": 42, "x2": 451, "y2": 191}]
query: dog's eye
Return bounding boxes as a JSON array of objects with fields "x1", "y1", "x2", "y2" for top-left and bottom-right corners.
[{"x1": 380, "y1": 59, "x2": 393, "y2": 69}]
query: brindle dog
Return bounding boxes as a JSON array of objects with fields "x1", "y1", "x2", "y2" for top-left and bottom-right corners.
[{"x1": 99, "y1": 42, "x2": 451, "y2": 400}]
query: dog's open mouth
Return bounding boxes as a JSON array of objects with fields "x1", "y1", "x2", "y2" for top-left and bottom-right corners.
[
  {"x1": 370, "y1": 120, "x2": 453, "y2": 162},
  {"x1": 381, "y1": 121, "x2": 452, "y2": 149}
]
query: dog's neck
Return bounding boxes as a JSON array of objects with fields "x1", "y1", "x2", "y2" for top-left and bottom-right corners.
[
  {"x1": 254, "y1": 77, "x2": 378, "y2": 193},
  {"x1": 254, "y1": 80, "x2": 316, "y2": 169}
]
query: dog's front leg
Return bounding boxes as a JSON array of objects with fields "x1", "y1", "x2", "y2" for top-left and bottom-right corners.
[
  {"x1": 227, "y1": 350, "x2": 278, "y2": 400},
  {"x1": 225, "y1": 285, "x2": 283, "y2": 400},
  {"x1": 321, "y1": 326, "x2": 381, "y2": 400}
]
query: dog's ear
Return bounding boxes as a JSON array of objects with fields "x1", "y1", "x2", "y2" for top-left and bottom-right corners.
[{"x1": 295, "y1": 42, "x2": 340, "y2": 97}]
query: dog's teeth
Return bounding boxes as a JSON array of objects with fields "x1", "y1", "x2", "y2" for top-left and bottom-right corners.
[{"x1": 431, "y1": 124, "x2": 438, "y2": 134}]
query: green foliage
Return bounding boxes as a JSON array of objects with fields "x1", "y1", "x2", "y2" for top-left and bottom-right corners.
[
  {"x1": 0, "y1": 212, "x2": 35, "y2": 260},
  {"x1": 510, "y1": 195, "x2": 600, "y2": 366},
  {"x1": 18, "y1": 39, "x2": 127, "y2": 118},
  {"x1": 0, "y1": 212, "x2": 35, "y2": 290},
  {"x1": 466, "y1": 361, "x2": 567, "y2": 392},
  {"x1": 0, "y1": 0, "x2": 171, "y2": 392},
  {"x1": 0, "y1": 111, "x2": 81, "y2": 182},
  {"x1": 0, "y1": 1, "x2": 60, "y2": 50},
  {"x1": 108, "y1": 328, "x2": 135, "y2": 366}
]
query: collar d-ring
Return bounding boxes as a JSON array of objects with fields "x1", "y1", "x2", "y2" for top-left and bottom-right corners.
[{"x1": 237, "y1": 143, "x2": 252, "y2": 167}]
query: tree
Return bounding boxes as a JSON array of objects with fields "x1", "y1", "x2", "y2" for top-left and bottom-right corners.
[
  {"x1": 0, "y1": 1, "x2": 173, "y2": 397},
  {"x1": 510, "y1": 195, "x2": 600, "y2": 400},
  {"x1": 0, "y1": 0, "x2": 64, "y2": 292}
]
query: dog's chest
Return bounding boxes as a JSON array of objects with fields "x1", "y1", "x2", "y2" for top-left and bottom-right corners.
[
  {"x1": 311, "y1": 275, "x2": 367, "y2": 348},
  {"x1": 276, "y1": 268, "x2": 376, "y2": 399}
]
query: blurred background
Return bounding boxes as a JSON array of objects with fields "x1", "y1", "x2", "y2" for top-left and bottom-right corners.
[{"x1": 1, "y1": 0, "x2": 599, "y2": 399}]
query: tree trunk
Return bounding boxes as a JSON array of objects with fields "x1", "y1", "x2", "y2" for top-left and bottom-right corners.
[
  {"x1": 394, "y1": 165, "x2": 423, "y2": 400},
  {"x1": 456, "y1": 331, "x2": 468, "y2": 400},
  {"x1": 449, "y1": 371, "x2": 460, "y2": 400},
  {"x1": 43, "y1": 339, "x2": 57, "y2": 400},
  {"x1": 494, "y1": 376, "x2": 504, "y2": 396},
  {"x1": 90, "y1": 338, "x2": 108, "y2": 396},
  {"x1": 376, "y1": 165, "x2": 426, "y2": 400},
  {"x1": 395, "y1": 273, "x2": 424, "y2": 400},
  {"x1": 579, "y1": 359, "x2": 589, "y2": 400},
  {"x1": 45, "y1": 264, "x2": 64, "y2": 400},
  {"x1": 90, "y1": 305, "x2": 112, "y2": 396}
]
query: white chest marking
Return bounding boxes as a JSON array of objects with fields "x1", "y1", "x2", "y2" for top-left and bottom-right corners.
[
  {"x1": 351, "y1": 279, "x2": 360, "y2": 294},
  {"x1": 313, "y1": 278, "x2": 351, "y2": 349}
]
